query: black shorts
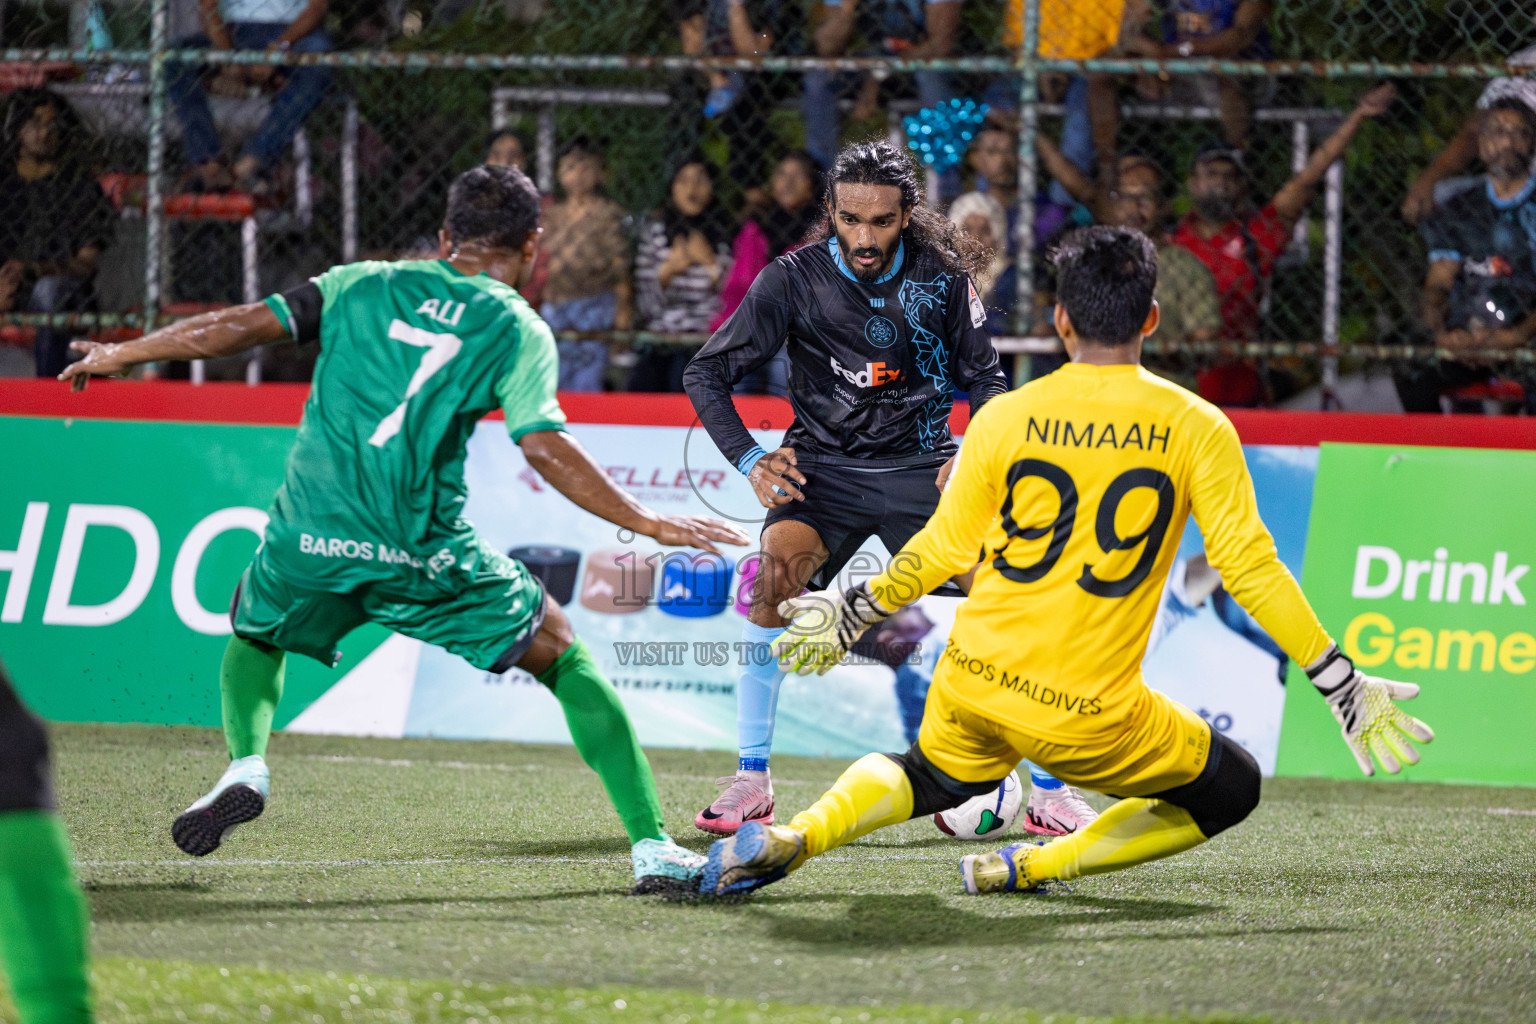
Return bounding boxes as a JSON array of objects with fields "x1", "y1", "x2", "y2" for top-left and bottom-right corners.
[{"x1": 764, "y1": 461, "x2": 944, "y2": 590}]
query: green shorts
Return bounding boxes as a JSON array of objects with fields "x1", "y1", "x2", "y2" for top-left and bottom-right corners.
[{"x1": 231, "y1": 544, "x2": 547, "y2": 671}]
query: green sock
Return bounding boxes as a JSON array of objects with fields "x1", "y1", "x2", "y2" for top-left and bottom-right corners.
[
  {"x1": 221, "y1": 636, "x2": 285, "y2": 760},
  {"x1": 537, "y1": 640, "x2": 665, "y2": 845},
  {"x1": 0, "y1": 812, "x2": 92, "y2": 1024}
]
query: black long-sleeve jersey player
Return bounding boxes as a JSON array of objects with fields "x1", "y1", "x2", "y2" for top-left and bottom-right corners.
[
  {"x1": 686, "y1": 236, "x2": 1008, "y2": 469},
  {"x1": 684, "y1": 235, "x2": 1009, "y2": 587}
]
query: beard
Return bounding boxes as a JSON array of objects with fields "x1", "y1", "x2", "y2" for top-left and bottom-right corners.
[
  {"x1": 834, "y1": 228, "x2": 891, "y2": 281},
  {"x1": 1487, "y1": 148, "x2": 1533, "y2": 182},
  {"x1": 1192, "y1": 193, "x2": 1240, "y2": 224}
]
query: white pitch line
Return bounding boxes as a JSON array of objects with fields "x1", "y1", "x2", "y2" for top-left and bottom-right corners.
[
  {"x1": 76, "y1": 857, "x2": 616, "y2": 868},
  {"x1": 290, "y1": 753, "x2": 819, "y2": 786},
  {"x1": 74, "y1": 851, "x2": 943, "y2": 870},
  {"x1": 1486, "y1": 807, "x2": 1536, "y2": 816}
]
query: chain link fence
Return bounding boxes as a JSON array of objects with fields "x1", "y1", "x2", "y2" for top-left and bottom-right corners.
[{"x1": 1, "y1": 0, "x2": 1534, "y2": 409}]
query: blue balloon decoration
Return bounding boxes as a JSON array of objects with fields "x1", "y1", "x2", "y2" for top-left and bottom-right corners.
[{"x1": 903, "y1": 98, "x2": 989, "y2": 174}]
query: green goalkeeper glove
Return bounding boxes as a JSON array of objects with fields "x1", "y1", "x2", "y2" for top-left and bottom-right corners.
[
  {"x1": 1305, "y1": 645, "x2": 1435, "y2": 776},
  {"x1": 775, "y1": 581, "x2": 894, "y2": 676}
]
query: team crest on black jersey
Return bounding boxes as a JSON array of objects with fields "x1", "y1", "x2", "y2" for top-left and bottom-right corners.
[{"x1": 865, "y1": 315, "x2": 898, "y2": 348}]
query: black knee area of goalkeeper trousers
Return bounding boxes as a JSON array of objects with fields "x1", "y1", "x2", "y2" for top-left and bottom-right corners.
[
  {"x1": 1148, "y1": 727, "x2": 1260, "y2": 838},
  {"x1": 883, "y1": 742, "x2": 1008, "y2": 819},
  {"x1": 0, "y1": 664, "x2": 55, "y2": 813}
]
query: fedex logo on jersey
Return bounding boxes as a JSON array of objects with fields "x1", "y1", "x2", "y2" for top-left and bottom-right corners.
[{"x1": 830, "y1": 356, "x2": 903, "y2": 388}]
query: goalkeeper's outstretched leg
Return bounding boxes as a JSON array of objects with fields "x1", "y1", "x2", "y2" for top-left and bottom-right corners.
[
  {"x1": 963, "y1": 730, "x2": 1260, "y2": 893},
  {"x1": 0, "y1": 659, "x2": 93, "y2": 1024}
]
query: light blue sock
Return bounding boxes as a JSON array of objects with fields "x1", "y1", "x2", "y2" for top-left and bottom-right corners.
[
  {"x1": 737, "y1": 621, "x2": 787, "y2": 772},
  {"x1": 1028, "y1": 763, "x2": 1065, "y2": 790}
]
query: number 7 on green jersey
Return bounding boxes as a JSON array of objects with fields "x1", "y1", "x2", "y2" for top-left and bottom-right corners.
[{"x1": 368, "y1": 319, "x2": 464, "y2": 447}]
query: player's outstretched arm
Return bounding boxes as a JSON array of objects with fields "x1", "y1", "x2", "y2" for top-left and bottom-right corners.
[
  {"x1": 58, "y1": 302, "x2": 290, "y2": 391},
  {"x1": 518, "y1": 429, "x2": 750, "y2": 555},
  {"x1": 1188, "y1": 413, "x2": 1433, "y2": 775}
]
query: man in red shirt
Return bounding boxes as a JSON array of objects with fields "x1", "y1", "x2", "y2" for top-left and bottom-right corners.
[{"x1": 1169, "y1": 83, "x2": 1395, "y2": 404}]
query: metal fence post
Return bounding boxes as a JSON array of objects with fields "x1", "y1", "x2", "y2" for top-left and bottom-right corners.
[
  {"x1": 1012, "y1": 0, "x2": 1041, "y2": 384},
  {"x1": 342, "y1": 98, "x2": 359, "y2": 263},
  {"x1": 1322, "y1": 157, "x2": 1344, "y2": 409},
  {"x1": 144, "y1": 0, "x2": 167, "y2": 354}
]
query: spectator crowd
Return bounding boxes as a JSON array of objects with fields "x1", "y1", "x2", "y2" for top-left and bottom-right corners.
[{"x1": 3, "y1": 0, "x2": 1536, "y2": 414}]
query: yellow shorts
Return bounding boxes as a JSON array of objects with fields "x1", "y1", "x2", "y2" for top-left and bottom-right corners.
[{"x1": 917, "y1": 680, "x2": 1212, "y2": 798}]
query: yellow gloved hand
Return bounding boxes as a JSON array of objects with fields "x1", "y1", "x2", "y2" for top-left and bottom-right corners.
[
  {"x1": 773, "y1": 582, "x2": 894, "y2": 676},
  {"x1": 1306, "y1": 645, "x2": 1435, "y2": 776}
]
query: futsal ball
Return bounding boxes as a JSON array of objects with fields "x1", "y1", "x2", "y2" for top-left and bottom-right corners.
[{"x1": 933, "y1": 771, "x2": 1023, "y2": 840}]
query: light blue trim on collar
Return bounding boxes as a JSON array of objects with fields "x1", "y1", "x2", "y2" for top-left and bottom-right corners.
[
  {"x1": 1487, "y1": 175, "x2": 1536, "y2": 210},
  {"x1": 828, "y1": 237, "x2": 905, "y2": 285}
]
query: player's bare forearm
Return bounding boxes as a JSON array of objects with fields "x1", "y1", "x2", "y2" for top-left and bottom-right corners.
[
  {"x1": 519, "y1": 429, "x2": 749, "y2": 554},
  {"x1": 520, "y1": 429, "x2": 656, "y2": 534},
  {"x1": 59, "y1": 302, "x2": 288, "y2": 389}
]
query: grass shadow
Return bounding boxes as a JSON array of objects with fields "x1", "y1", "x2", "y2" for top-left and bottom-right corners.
[
  {"x1": 742, "y1": 892, "x2": 1219, "y2": 948},
  {"x1": 86, "y1": 885, "x2": 626, "y2": 923}
]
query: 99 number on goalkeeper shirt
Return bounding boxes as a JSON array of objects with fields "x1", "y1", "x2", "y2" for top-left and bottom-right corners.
[{"x1": 992, "y1": 459, "x2": 1175, "y2": 598}]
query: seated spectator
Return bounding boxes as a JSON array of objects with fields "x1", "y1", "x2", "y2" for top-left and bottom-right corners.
[
  {"x1": 0, "y1": 90, "x2": 114, "y2": 378},
  {"x1": 1037, "y1": 138, "x2": 1221, "y2": 348},
  {"x1": 629, "y1": 156, "x2": 734, "y2": 392},
  {"x1": 677, "y1": 0, "x2": 802, "y2": 194},
  {"x1": 947, "y1": 191, "x2": 1014, "y2": 335},
  {"x1": 168, "y1": 0, "x2": 332, "y2": 192},
  {"x1": 1403, "y1": 99, "x2": 1536, "y2": 414},
  {"x1": 966, "y1": 125, "x2": 1072, "y2": 257},
  {"x1": 484, "y1": 129, "x2": 531, "y2": 174},
  {"x1": 1403, "y1": 44, "x2": 1536, "y2": 224},
  {"x1": 541, "y1": 137, "x2": 633, "y2": 392},
  {"x1": 714, "y1": 150, "x2": 824, "y2": 396},
  {"x1": 1168, "y1": 83, "x2": 1394, "y2": 405},
  {"x1": 1094, "y1": 0, "x2": 1273, "y2": 184},
  {"x1": 803, "y1": 0, "x2": 961, "y2": 173}
]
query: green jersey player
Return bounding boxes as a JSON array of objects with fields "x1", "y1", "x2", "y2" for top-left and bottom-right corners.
[{"x1": 60, "y1": 165, "x2": 748, "y2": 892}]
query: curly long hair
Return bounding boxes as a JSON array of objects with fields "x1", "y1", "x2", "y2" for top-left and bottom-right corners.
[{"x1": 813, "y1": 139, "x2": 990, "y2": 278}]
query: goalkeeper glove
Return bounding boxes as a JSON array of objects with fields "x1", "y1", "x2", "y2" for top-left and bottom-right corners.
[
  {"x1": 774, "y1": 581, "x2": 894, "y2": 676},
  {"x1": 1305, "y1": 644, "x2": 1435, "y2": 777}
]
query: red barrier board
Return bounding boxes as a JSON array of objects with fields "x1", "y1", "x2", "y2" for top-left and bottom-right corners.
[{"x1": 3, "y1": 379, "x2": 1536, "y2": 450}]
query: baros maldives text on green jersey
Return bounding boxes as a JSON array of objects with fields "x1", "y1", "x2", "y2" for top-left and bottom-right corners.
[{"x1": 236, "y1": 259, "x2": 564, "y2": 668}]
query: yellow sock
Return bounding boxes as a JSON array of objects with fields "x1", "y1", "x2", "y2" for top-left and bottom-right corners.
[
  {"x1": 1024, "y1": 797, "x2": 1208, "y2": 885},
  {"x1": 788, "y1": 754, "x2": 915, "y2": 860}
]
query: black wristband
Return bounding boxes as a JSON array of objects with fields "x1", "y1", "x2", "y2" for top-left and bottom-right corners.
[{"x1": 1305, "y1": 644, "x2": 1354, "y2": 694}]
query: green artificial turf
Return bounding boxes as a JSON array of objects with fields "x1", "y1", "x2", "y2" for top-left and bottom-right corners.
[{"x1": 10, "y1": 723, "x2": 1536, "y2": 1023}]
